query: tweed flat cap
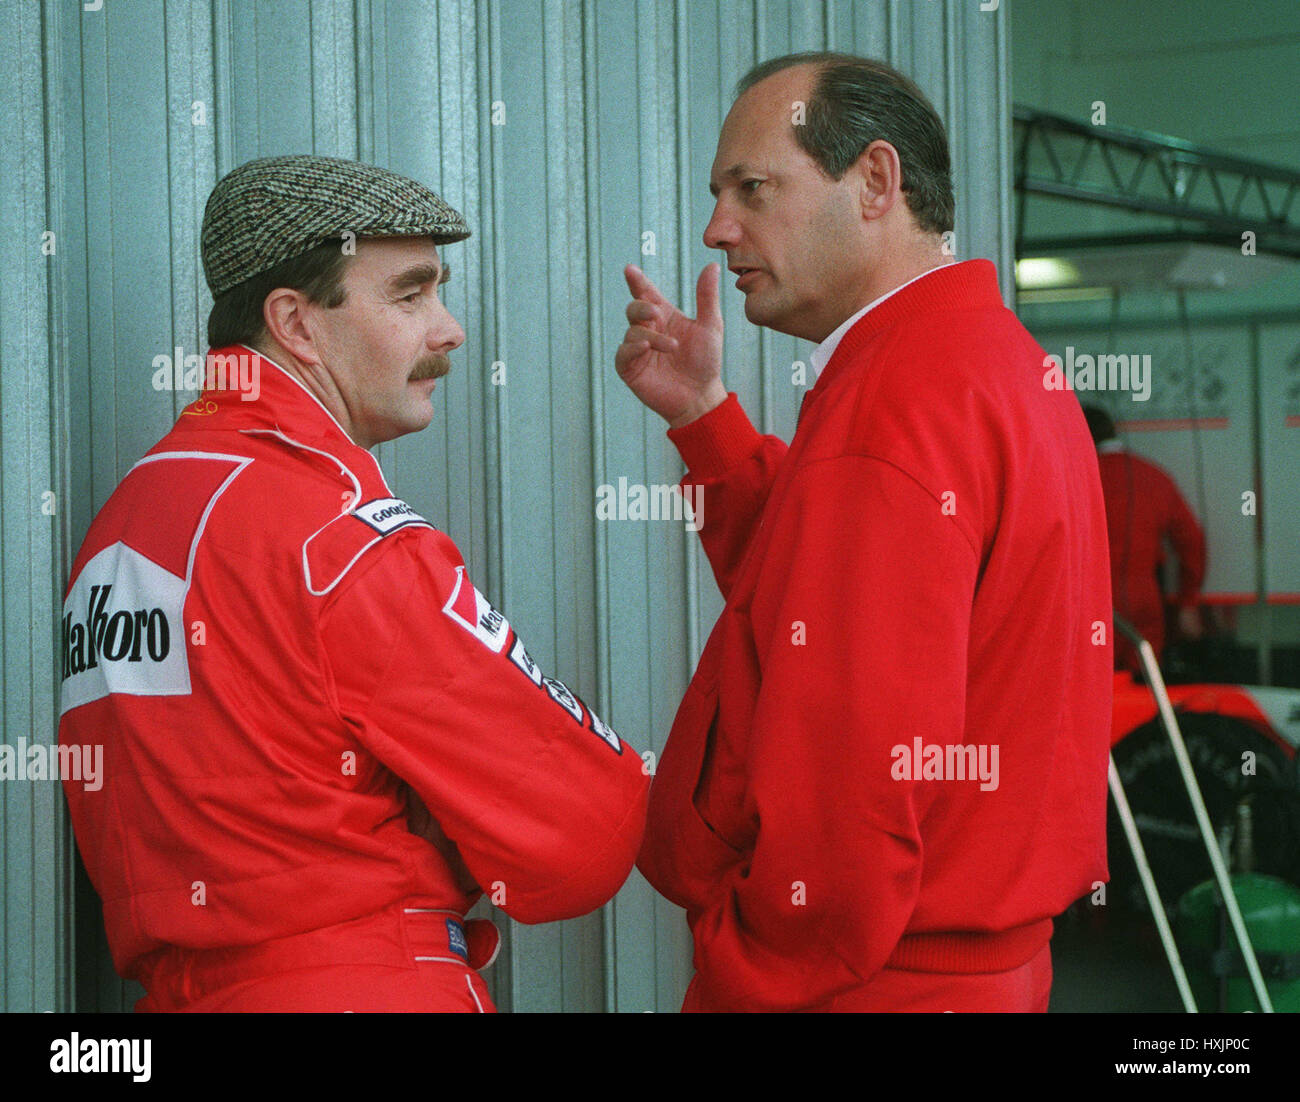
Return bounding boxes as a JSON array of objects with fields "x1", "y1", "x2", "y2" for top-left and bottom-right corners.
[{"x1": 201, "y1": 154, "x2": 470, "y2": 297}]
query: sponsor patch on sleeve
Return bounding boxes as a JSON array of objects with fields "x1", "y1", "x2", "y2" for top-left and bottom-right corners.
[
  {"x1": 441, "y1": 566, "x2": 511, "y2": 653},
  {"x1": 542, "y1": 677, "x2": 585, "y2": 725},
  {"x1": 442, "y1": 567, "x2": 624, "y2": 755},
  {"x1": 587, "y1": 707, "x2": 622, "y2": 754},
  {"x1": 508, "y1": 636, "x2": 543, "y2": 686},
  {"x1": 352, "y1": 497, "x2": 433, "y2": 536}
]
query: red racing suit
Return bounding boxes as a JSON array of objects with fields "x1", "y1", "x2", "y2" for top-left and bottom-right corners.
[
  {"x1": 1096, "y1": 443, "x2": 1206, "y2": 671},
  {"x1": 58, "y1": 347, "x2": 649, "y2": 1011}
]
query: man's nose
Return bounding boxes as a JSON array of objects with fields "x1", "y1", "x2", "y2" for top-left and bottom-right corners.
[
  {"x1": 430, "y1": 301, "x2": 466, "y2": 352},
  {"x1": 702, "y1": 202, "x2": 740, "y2": 250}
]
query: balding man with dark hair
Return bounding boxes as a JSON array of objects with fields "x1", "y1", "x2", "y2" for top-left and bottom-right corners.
[{"x1": 618, "y1": 53, "x2": 1113, "y2": 1012}]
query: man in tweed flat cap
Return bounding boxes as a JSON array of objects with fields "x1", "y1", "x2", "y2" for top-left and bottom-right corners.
[
  {"x1": 58, "y1": 154, "x2": 649, "y2": 1012},
  {"x1": 200, "y1": 153, "x2": 473, "y2": 445}
]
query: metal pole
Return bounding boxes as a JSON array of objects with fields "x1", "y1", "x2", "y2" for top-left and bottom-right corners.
[
  {"x1": 1115, "y1": 615, "x2": 1275, "y2": 1012},
  {"x1": 1108, "y1": 755, "x2": 1199, "y2": 1012}
]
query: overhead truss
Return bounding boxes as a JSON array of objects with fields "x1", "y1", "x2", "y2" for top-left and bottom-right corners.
[{"x1": 1013, "y1": 107, "x2": 1300, "y2": 260}]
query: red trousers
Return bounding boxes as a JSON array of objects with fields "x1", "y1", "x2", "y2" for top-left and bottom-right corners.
[
  {"x1": 683, "y1": 943, "x2": 1053, "y2": 1013},
  {"x1": 135, "y1": 900, "x2": 495, "y2": 1013}
]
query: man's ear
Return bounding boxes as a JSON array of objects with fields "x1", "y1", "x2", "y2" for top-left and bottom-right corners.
[
  {"x1": 263, "y1": 288, "x2": 321, "y2": 364},
  {"x1": 853, "y1": 139, "x2": 905, "y2": 223}
]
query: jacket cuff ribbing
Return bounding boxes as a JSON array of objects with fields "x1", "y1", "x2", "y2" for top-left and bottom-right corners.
[{"x1": 666, "y1": 393, "x2": 762, "y2": 478}]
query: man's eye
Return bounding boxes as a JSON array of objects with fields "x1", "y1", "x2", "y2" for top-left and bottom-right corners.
[
  {"x1": 742, "y1": 179, "x2": 762, "y2": 194},
  {"x1": 401, "y1": 291, "x2": 422, "y2": 303}
]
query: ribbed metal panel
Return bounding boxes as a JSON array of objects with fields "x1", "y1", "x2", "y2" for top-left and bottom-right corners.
[
  {"x1": 10, "y1": 0, "x2": 1009, "y2": 1013},
  {"x1": 0, "y1": 0, "x2": 73, "y2": 1014}
]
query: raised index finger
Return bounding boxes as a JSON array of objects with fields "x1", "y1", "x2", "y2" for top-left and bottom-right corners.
[{"x1": 624, "y1": 264, "x2": 671, "y2": 309}]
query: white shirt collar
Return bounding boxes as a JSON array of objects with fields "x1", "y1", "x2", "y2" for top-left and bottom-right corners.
[
  {"x1": 809, "y1": 265, "x2": 949, "y2": 377},
  {"x1": 1097, "y1": 438, "x2": 1126, "y2": 454}
]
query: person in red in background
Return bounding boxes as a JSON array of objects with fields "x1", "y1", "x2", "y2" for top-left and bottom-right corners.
[
  {"x1": 616, "y1": 53, "x2": 1112, "y2": 1012},
  {"x1": 58, "y1": 155, "x2": 648, "y2": 1012},
  {"x1": 1081, "y1": 405, "x2": 1207, "y2": 674}
]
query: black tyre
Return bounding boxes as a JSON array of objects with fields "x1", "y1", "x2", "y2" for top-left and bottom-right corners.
[{"x1": 1107, "y1": 711, "x2": 1300, "y2": 914}]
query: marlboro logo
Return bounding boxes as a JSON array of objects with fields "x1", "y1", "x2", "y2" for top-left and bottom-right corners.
[
  {"x1": 441, "y1": 566, "x2": 511, "y2": 653},
  {"x1": 59, "y1": 543, "x2": 190, "y2": 715},
  {"x1": 62, "y1": 584, "x2": 171, "y2": 677}
]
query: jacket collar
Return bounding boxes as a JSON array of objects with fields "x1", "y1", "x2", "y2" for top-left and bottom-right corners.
[
  {"x1": 172, "y1": 344, "x2": 392, "y2": 494},
  {"x1": 809, "y1": 264, "x2": 951, "y2": 378},
  {"x1": 811, "y1": 259, "x2": 1007, "y2": 399}
]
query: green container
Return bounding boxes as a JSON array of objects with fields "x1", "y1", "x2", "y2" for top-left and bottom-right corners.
[{"x1": 1175, "y1": 873, "x2": 1300, "y2": 1012}]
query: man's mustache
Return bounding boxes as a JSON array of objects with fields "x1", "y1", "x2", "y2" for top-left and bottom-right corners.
[{"x1": 409, "y1": 354, "x2": 451, "y2": 381}]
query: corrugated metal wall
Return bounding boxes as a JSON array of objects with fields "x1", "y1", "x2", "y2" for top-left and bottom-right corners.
[
  {"x1": 0, "y1": 0, "x2": 76, "y2": 1015},
  {"x1": 3, "y1": 0, "x2": 1010, "y2": 1013}
]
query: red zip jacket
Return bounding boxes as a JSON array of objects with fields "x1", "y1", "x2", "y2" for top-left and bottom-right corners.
[
  {"x1": 58, "y1": 348, "x2": 648, "y2": 1010},
  {"x1": 637, "y1": 260, "x2": 1113, "y2": 1012},
  {"x1": 1097, "y1": 445, "x2": 1206, "y2": 670}
]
